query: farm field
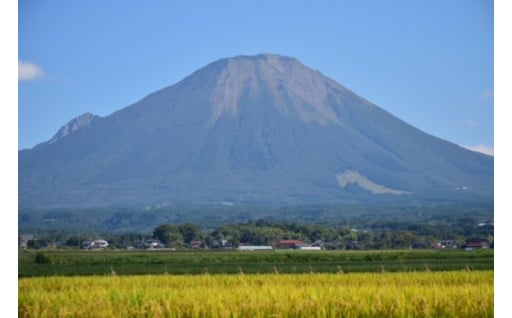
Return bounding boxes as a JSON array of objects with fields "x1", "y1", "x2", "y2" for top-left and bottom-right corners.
[
  {"x1": 19, "y1": 271, "x2": 493, "y2": 317},
  {"x1": 18, "y1": 249, "x2": 494, "y2": 277}
]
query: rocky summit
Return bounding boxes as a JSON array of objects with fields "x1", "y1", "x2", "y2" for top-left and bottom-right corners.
[{"x1": 19, "y1": 54, "x2": 493, "y2": 208}]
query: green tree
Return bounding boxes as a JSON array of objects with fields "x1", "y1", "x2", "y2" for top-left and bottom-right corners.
[
  {"x1": 391, "y1": 231, "x2": 419, "y2": 249},
  {"x1": 177, "y1": 223, "x2": 203, "y2": 243},
  {"x1": 153, "y1": 224, "x2": 183, "y2": 247},
  {"x1": 65, "y1": 236, "x2": 82, "y2": 247},
  {"x1": 27, "y1": 239, "x2": 48, "y2": 249}
]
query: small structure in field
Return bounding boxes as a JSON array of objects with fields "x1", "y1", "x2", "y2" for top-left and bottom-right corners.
[
  {"x1": 82, "y1": 239, "x2": 109, "y2": 250},
  {"x1": 238, "y1": 245, "x2": 273, "y2": 251},
  {"x1": 279, "y1": 240, "x2": 306, "y2": 249},
  {"x1": 189, "y1": 240, "x2": 202, "y2": 249},
  {"x1": 297, "y1": 246, "x2": 321, "y2": 251},
  {"x1": 464, "y1": 239, "x2": 489, "y2": 249},
  {"x1": 19, "y1": 234, "x2": 34, "y2": 249},
  {"x1": 144, "y1": 239, "x2": 165, "y2": 249}
]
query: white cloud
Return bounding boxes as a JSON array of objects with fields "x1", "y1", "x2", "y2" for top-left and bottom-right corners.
[
  {"x1": 18, "y1": 61, "x2": 44, "y2": 81},
  {"x1": 462, "y1": 144, "x2": 494, "y2": 156}
]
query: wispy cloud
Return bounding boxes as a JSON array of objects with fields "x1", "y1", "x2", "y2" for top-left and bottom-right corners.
[
  {"x1": 465, "y1": 119, "x2": 478, "y2": 128},
  {"x1": 18, "y1": 61, "x2": 45, "y2": 81},
  {"x1": 482, "y1": 88, "x2": 493, "y2": 100},
  {"x1": 462, "y1": 144, "x2": 494, "y2": 156}
]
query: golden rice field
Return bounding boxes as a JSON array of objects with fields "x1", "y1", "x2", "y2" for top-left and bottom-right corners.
[{"x1": 19, "y1": 271, "x2": 493, "y2": 318}]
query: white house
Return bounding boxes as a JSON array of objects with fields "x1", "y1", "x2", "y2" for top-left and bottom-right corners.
[
  {"x1": 82, "y1": 239, "x2": 109, "y2": 250},
  {"x1": 297, "y1": 246, "x2": 321, "y2": 251},
  {"x1": 19, "y1": 234, "x2": 34, "y2": 248},
  {"x1": 238, "y1": 245, "x2": 273, "y2": 251}
]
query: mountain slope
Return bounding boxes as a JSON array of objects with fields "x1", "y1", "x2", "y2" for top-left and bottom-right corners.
[{"x1": 19, "y1": 54, "x2": 493, "y2": 208}]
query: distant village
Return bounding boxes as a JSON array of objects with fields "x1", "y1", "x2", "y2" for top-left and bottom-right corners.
[
  {"x1": 18, "y1": 235, "x2": 492, "y2": 252},
  {"x1": 19, "y1": 217, "x2": 494, "y2": 252}
]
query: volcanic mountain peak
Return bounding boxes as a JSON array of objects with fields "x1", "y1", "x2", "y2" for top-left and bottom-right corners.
[
  {"x1": 19, "y1": 53, "x2": 493, "y2": 208},
  {"x1": 208, "y1": 54, "x2": 341, "y2": 125}
]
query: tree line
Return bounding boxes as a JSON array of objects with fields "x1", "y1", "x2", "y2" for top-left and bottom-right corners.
[
  {"x1": 152, "y1": 219, "x2": 493, "y2": 250},
  {"x1": 23, "y1": 216, "x2": 493, "y2": 250}
]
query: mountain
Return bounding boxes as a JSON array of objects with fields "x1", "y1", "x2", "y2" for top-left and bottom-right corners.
[
  {"x1": 19, "y1": 54, "x2": 493, "y2": 209},
  {"x1": 47, "y1": 112, "x2": 101, "y2": 145}
]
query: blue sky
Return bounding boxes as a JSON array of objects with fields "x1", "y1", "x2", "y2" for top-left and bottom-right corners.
[
  {"x1": 18, "y1": 0, "x2": 494, "y2": 154},
  {"x1": 8, "y1": 1, "x2": 510, "y2": 311}
]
